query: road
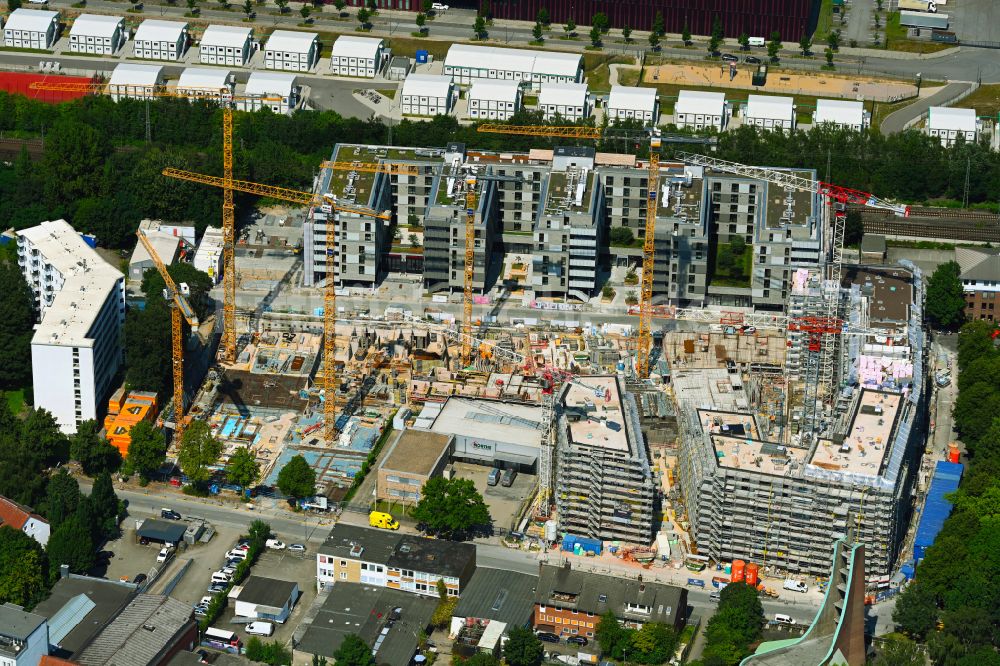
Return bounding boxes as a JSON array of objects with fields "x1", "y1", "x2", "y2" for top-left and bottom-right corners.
[{"x1": 880, "y1": 81, "x2": 975, "y2": 135}]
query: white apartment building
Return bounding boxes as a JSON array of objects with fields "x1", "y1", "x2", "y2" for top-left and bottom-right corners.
[
  {"x1": 176, "y1": 67, "x2": 234, "y2": 101},
  {"x1": 537, "y1": 82, "x2": 590, "y2": 122},
  {"x1": 194, "y1": 226, "x2": 224, "y2": 284},
  {"x1": 467, "y1": 79, "x2": 522, "y2": 120},
  {"x1": 17, "y1": 220, "x2": 125, "y2": 434},
  {"x1": 813, "y1": 98, "x2": 869, "y2": 131},
  {"x1": 69, "y1": 14, "x2": 125, "y2": 55},
  {"x1": 264, "y1": 30, "x2": 319, "y2": 72},
  {"x1": 239, "y1": 72, "x2": 299, "y2": 114},
  {"x1": 199, "y1": 24, "x2": 252, "y2": 66},
  {"x1": 132, "y1": 19, "x2": 188, "y2": 61},
  {"x1": 443, "y1": 43, "x2": 582, "y2": 91},
  {"x1": 2, "y1": 8, "x2": 60, "y2": 50},
  {"x1": 926, "y1": 106, "x2": 979, "y2": 146},
  {"x1": 743, "y1": 94, "x2": 796, "y2": 131},
  {"x1": 606, "y1": 85, "x2": 659, "y2": 123},
  {"x1": 108, "y1": 63, "x2": 164, "y2": 101},
  {"x1": 0, "y1": 603, "x2": 48, "y2": 666},
  {"x1": 401, "y1": 74, "x2": 454, "y2": 116},
  {"x1": 674, "y1": 89, "x2": 728, "y2": 131},
  {"x1": 329, "y1": 35, "x2": 385, "y2": 78}
]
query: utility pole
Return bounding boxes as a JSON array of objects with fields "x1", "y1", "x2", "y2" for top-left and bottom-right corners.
[
  {"x1": 963, "y1": 156, "x2": 971, "y2": 209},
  {"x1": 145, "y1": 100, "x2": 152, "y2": 144},
  {"x1": 825, "y1": 148, "x2": 831, "y2": 184}
]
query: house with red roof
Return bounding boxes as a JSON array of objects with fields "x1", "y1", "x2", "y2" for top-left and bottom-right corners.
[{"x1": 0, "y1": 495, "x2": 50, "y2": 546}]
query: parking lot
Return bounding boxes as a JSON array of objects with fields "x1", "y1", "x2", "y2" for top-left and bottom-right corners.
[
  {"x1": 945, "y1": 0, "x2": 1000, "y2": 45},
  {"x1": 451, "y1": 461, "x2": 536, "y2": 531}
]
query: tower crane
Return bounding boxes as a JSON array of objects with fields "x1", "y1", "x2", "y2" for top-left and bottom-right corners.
[
  {"x1": 136, "y1": 229, "x2": 199, "y2": 441},
  {"x1": 161, "y1": 167, "x2": 391, "y2": 445},
  {"x1": 29, "y1": 79, "x2": 283, "y2": 365}
]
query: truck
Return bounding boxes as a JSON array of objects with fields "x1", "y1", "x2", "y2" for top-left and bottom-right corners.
[
  {"x1": 302, "y1": 496, "x2": 329, "y2": 512},
  {"x1": 783, "y1": 579, "x2": 809, "y2": 593},
  {"x1": 899, "y1": 0, "x2": 937, "y2": 12},
  {"x1": 369, "y1": 511, "x2": 400, "y2": 530}
]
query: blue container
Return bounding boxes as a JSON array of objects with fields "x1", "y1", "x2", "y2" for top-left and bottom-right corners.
[
  {"x1": 79, "y1": 233, "x2": 97, "y2": 248},
  {"x1": 688, "y1": 578, "x2": 705, "y2": 588},
  {"x1": 561, "y1": 534, "x2": 602, "y2": 555},
  {"x1": 416, "y1": 49, "x2": 429, "y2": 63}
]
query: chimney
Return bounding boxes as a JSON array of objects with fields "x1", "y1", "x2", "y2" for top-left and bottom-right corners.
[{"x1": 60, "y1": 564, "x2": 70, "y2": 579}]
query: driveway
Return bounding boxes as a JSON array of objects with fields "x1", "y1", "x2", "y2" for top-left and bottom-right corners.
[{"x1": 879, "y1": 81, "x2": 974, "y2": 135}]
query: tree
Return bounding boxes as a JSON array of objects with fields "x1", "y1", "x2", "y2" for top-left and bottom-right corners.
[
  {"x1": 648, "y1": 31, "x2": 660, "y2": 50},
  {"x1": 332, "y1": 634, "x2": 374, "y2": 666},
  {"x1": 610, "y1": 226, "x2": 636, "y2": 246},
  {"x1": 799, "y1": 32, "x2": 812, "y2": 55},
  {"x1": 411, "y1": 477, "x2": 491, "y2": 538},
  {"x1": 357, "y1": 6, "x2": 370, "y2": 28},
  {"x1": 536, "y1": 7, "x2": 549, "y2": 26},
  {"x1": 473, "y1": 15, "x2": 487, "y2": 39},
  {"x1": 503, "y1": 626, "x2": 544, "y2": 666},
  {"x1": 926, "y1": 261, "x2": 965, "y2": 329},
  {"x1": 738, "y1": 32, "x2": 750, "y2": 50},
  {"x1": 415, "y1": 12, "x2": 426, "y2": 31},
  {"x1": 46, "y1": 515, "x2": 94, "y2": 580},
  {"x1": 7, "y1": 0, "x2": 22, "y2": 11},
  {"x1": 708, "y1": 33, "x2": 721, "y2": 55},
  {"x1": 563, "y1": 18, "x2": 575, "y2": 34},
  {"x1": 300, "y1": 4, "x2": 311, "y2": 20},
  {"x1": 596, "y1": 612, "x2": 630, "y2": 660},
  {"x1": 828, "y1": 29, "x2": 841, "y2": 51},
  {"x1": 592, "y1": 12, "x2": 609, "y2": 33},
  {"x1": 22, "y1": 408, "x2": 68, "y2": 468},
  {"x1": 43, "y1": 469, "x2": 80, "y2": 529},
  {"x1": 589, "y1": 24, "x2": 601, "y2": 47},
  {"x1": 0, "y1": 526, "x2": 48, "y2": 608},
  {"x1": 711, "y1": 16, "x2": 724, "y2": 42},
  {"x1": 227, "y1": 446, "x2": 260, "y2": 490},
  {"x1": 71, "y1": 420, "x2": 122, "y2": 476},
  {"x1": 479, "y1": 0, "x2": 490, "y2": 20},
  {"x1": 622, "y1": 25, "x2": 632, "y2": 42},
  {"x1": 825, "y1": 47, "x2": 834, "y2": 68},
  {"x1": 532, "y1": 22, "x2": 543, "y2": 42},
  {"x1": 431, "y1": 597, "x2": 457, "y2": 628},
  {"x1": 631, "y1": 622, "x2": 678, "y2": 664},
  {"x1": 178, "y1": 421, "x2": 222, "y2": 487},
  {"x1": 654, "y1": 11, "x2": 666, "y2": 37},
  {"x1": 0, "y1": 261, "x2": 34, "y2": 391},
  {"x1": 124, "y1": 421, "x2": 167, "y2": 482},
  {"x1": 248, "y1": 519, "x2": 272, "y2": 546},
  {"x1": 245, "y1": 637, "x2": 292, "y2": 666},
  {"x1": 186, "y1": 0, "x2": 197, "y2": 12},
  {"x1": 843, "y1": 210, "x2": 863, "y2": 247},
  {"x1": 275, "y1": 0, "x2": 288, "y2": 13},
  {"x1": 242, "y1": 0, "x2": 253, "y2": 18},
  {"x1": 366, "y1": 0, "x2": 376, "y2": 11},
  {"x1": 767, "y1": 31, "x2": 782, "y2": 60},
  {"x1": 422, "y1": 0, "x2": 431, "y2": 12},
  {"x1": 702, "y1": 582, "x2": 764, "y2": 663},
  {"x1": 334, "y1": 0, "x2": 346, "y2": 14},
  {"x1": 276, "y1": 454, "x2": 316, "y2": 501},
  {"x1": 681, "y1": 21, "x2": 691, "y2": 44},
  {"x1": 89, "y1": 472, "x2": 123, "y2": 540},
  {"x1": 893, "y1": 582, "x2": 938, "y2": 639},
  {"x1": 464, "y1": 655, "x2": 500, "y2": 666}
]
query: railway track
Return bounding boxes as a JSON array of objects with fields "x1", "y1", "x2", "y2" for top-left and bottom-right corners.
[{"x1": 858, "y1": 204, "x2": 1000, "y2": 243}]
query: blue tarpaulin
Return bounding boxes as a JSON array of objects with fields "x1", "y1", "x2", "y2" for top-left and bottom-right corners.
[{"x1": 913, "y1": 461, "x2": 963, "y2": 562}]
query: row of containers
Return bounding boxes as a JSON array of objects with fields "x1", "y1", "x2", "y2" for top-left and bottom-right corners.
[{"x1": 901, "y1": 459, "x2": 964, "y2": 580}]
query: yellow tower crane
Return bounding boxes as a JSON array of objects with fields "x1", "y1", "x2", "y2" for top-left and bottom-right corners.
[
  {"x1": 160, "y1": 167, "x2": 391, "y2": 444},
  {"x1": 136, "y1": 229, "x2": 199, "y2": 441}
]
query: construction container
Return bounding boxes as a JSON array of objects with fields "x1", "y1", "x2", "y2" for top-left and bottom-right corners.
[
  {"x1": 948, "y1": 443, "x2": 960, "y2": 463},
  {"x1": 745, "y1": 562, "x2": 759, "y2": 588},
  {"x1": 415, "y1": 49, "x2": 429, "y2": 64},
  {"x1": 731, "y1": 560, "x2": 746, "y2": 583},
  {"x1": 562, "y1": 534, "x2": 602, "y2": 556}
]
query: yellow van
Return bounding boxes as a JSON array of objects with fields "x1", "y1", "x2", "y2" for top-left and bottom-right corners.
[{"x1": 369, "y1": 511, "x2": 400, "y2": 530}]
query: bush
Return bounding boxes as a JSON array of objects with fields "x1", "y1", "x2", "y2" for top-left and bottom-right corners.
[{"x1": 609, "y1": 226, "x2": 635, "y2": 246}]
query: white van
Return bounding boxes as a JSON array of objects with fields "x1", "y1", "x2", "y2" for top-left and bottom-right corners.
[
  {"x1": 246, "y1": 621, "x2": 275, "y2": 636},
  {"x1": 211, "y1": 572, "x2": 232, "y2": 584},
  {"x1": 783, "y1": 579, "x2": 809, "y2": 593},
  {"x1": 748, "y1": 36, "x2": 765, "y2": 47},
  {"x1": 774, "y1": 614, "x2": 796, "y2": 625}
]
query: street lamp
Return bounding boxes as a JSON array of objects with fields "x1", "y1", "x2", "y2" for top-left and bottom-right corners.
[{"x1": 916, "y1": 72, "x2": 922, "y2": 94}]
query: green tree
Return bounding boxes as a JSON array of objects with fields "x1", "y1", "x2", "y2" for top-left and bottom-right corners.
[
  {"x1": 702, "y1": 582, "x2": 764, "y2": 664},
  {"x1": 186, "y1": 0, "x2": 197, "y2": 13},
  {"x1": 843, "y1": 209, "x2": 863, "y2": 246},
  {"x1": 503, "y1": 626, "x2": 544, "y2": 666},
  {"x1": 708, "y1": 33, "x2": 721, "y2": 55},
  {"x1": 536, "y1": 7, "x2": 549, "y2": 26},
  {"x1": 711, "y1": 16, "x2": 724, "y2": 41},
  {"x1": 46, "y1": 515, "x2": 95, "y2": 580},
  {"x1": 245, "y1": 637, "x2": 292, "y2": 666},
  {"x1": 412, "y1": 477, "x2": 491, "y2": 538},
  {"x1": 226, "y1": 446, "x2": 260, "y2": 490},
  {"x1": 43, "y1": 469, "x2": 80, "y2": 529},
  {"x1": 332, "y1": 634, "x2": 374, "y2": 666},
  {"x1": 421, "y1": 0, "x2": 431, "y2": 12},
  {"x1": 828, "y1": 29, "x2": 841, "y2": 51},
  {"x1": 177, "y1": 420, "x2": 222, "y2": 486},
  {"x1": 431, "y1": 597, "x2": 457, "y2": 628},
  {"x1": 124, "y1": 421, "x2": 167, "y2": 482},
  {"x1": 592, "y1": 12, "x2": 609, "y2": 33},
  {"x1": 124, "y1": 301, "x2": 172, "y2": 398},
  {"x1": 631, "y1": 622, "x2": 678, "y2": 664},
  {"x1": 275, "y1": 0, "x2": 288, "y2": 12},
  {"x1": 276, "y1": 454, "x2": 316, "y2": 501},
  {"x1": 610, "y1": 226, "x2": 636, "y2": 246},
  {"x1": 464, "y1": 655, "x2": 500, "y2": 666},
  {"x1": 589, "y1": 24, "x2": 602, "y2": 47},
  {"x1": 799, "y1": 32, "x2": 812, "y2": 55},
  {"x1": 0, "y1": 261, "x2": 34, "y2": 390},
  {"x1": 300, "y1": 4, "x2": 311, "y2": 20},
  {"x1": 767, "y1": 31, "x2": 782, "y2": 60},
  {"x1": 926, "y1": 261, "x2": 965, "y2": 329},
  {"x1": 479, "y1": 0, "x2": 490, "y2": 20},
  {"x1": 596, "y1": 612, "x2": 631, "y2": 660},
  {"x1": 532, "y1": 22, "x2": 543, "y2": 41},
  {"x1": 89, "y1": 472, "x2": 124, "y2": 540},
  {"x1": 563, "y1": 18, "x2": 575, "y2": 34},
  {"x1": 415, "y1": 12, "x2": 426, "y2": 31},
  {"x1": 824, "y1": 47, "x2": 834, "y2": 68},
  {"x1": 474, "y1": 15, "x2": 487, "y2": 39},
  {"x1": 648, "y1": 31, "x2": 660, "y2": 50},
  {"x1": 22, "y1": 408, "x2": 69, "y2": 467},
  {"x1": 654, "y1": 11, "x2": 666, "y2": 37},
  {"x1": 248, "y1": 519, "x2": 272, "y2": 546},
  {"x1": 892, "y1": 582, "x2": 938, "y2": 639},
  {"x1": 0, "y1": 526, "x2": 48, "y2": 608},
  {"x1": 622, "y1": 25, "x2": 632, "y2": 42},
  {"x1": 334, "y1": 0, "x2": 346, "y2": 14},
  {"x1": 242, "y1": 0, "x2": 253, "y2": 18},
  {"x1": 366, "y1": 0, "x2": 376, "y2": 11},
  {"x1": 7, "y1": 0, "x2": 22, "y2": 11},
  {"x1": 738, "y1": 32, "x2": 750, "y2": 50},
  {"x1": 70, "y1": 420, "x2": 122, "y2": 476},
  {"x1": 357, "y1": 6, "x2": 370, "y2": 28}
]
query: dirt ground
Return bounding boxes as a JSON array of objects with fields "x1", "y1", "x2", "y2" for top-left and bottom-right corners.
[{"x1": 644, "y1": 62, "x2": 916, "y2": 102}]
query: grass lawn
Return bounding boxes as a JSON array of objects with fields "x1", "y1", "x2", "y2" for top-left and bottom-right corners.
[
  {"x1": 710, "y1": 243, "x2": 752, "y2": 288},
  {"x1": 884, "y1": 12, "x2": 955, "y2": 54},
  {"x1": 814, "y1": 0, "x2": 835, "y2": 41},
  {"x1": 617, "y1": 68, "x2": 640, "y2": 86},
  {"x1": 376, "y1": 88, "x2": 397, "y2": 100},
  {"x1": 952, "y1": 84, "x2": 1000, "y2": 120},
  {"x1": 5, "y1": 389, "x2": 25, "y2": 416},
  {"x1": 584, "y1": 53, "x2": 634, "y2": 93}
]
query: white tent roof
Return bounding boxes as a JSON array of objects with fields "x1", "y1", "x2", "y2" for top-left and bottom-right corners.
[
  {"x1": 402, "y1": 73, "x2": 453, "y2": 99},
  {"x1": 746, "y1": 94, "x2": 794, "y2": 121},
  {"x1": 928, "y1": 106, "x2": 977, "y2": 132},
  {"x1": 265, "y1": 29, "x2": 318, "y2": 54},
  {"x1": 330, "y1": 35, "x2": 384, "y2": 59},
  {"x1": 444, "y1": 44, "x2": 581, "y2": 78},
  {"x1": 608, "y1": 85, "x2": 657, "y2": 113},
  {"x1": 69, "y1": 14, "x2": 123, "y2": 38},
  {"x1": 133, "y1": 19, "x2": 187, "y2": 43},
  {"x1": 177, "y1": 67, "x2": 232, "y2": 91},
  {"x1": 244, "y1": 71, "x2": 297, "y2": 97},
  {"x1": 200, "y1": 24, "x2": 251, "y2": 48},
  {"x1": 469, "y1": 79, "x2": 520, "y2": 103},
  {"x1": 109, "y1": 63, "x2": 163, "y2": 87},
  {"x1": 814, "y1": 99, "x2": 865, "y2": 125},
  {"x1": 675, "y1": 89, "x2": 725, "y2": 116},
  {"x1": 4, "y1": 8, "x2": 59, "y2": 33},
  {"x1": 538, "y1": 82, "x2": 588, "y2": 107}
]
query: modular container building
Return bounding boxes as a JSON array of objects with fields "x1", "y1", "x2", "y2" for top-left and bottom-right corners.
[
  {"x1": 913, "y1": 461, "x2": 963, "y2": 562},
  {"x1": 561, "y1": 534, "x2": 602, "y2": 555}
]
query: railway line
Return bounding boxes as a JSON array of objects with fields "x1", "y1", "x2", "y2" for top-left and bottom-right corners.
[{"x1": 859, "y1": 206, "x2": 1000, "y2": 243}]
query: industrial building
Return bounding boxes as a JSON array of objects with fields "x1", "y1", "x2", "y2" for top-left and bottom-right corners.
[
  {"x1": 131, "y1": 19, "x2": 188, "y2": 61},
  {"x1": 537, "y1": 82, "x2": 590, "y2": 122},
  {"x1": 72, "y1": 594, "x2": 197, "y2": 666},
  {"x1": 673, "y1": 89, "x2": 729, "y2": 131},
  {"x1": 467, "y1": 79, "x2": 523, "y2": 121},
  {"x1": 813, "y1": 99, "x2": 869, "y2": 131},
  {"x1": 108, "y1": 63, "x2": 164, "y2": 101},
  {"x1": 17, "y1": 220, "x2": 126, "y2": 434},
  {"x1": 743, "y1": 95, "x2": 796, "y2": 132},
  {"x1": 198, "y1": 24, "x2": 253, "y2": 66},
  {"x1": 376, "y1": 430, "x2": 452, "y2": 505},
  {"x1": 69, "y1": 14, "x2": 125, "y2": 55},
  {"x1": 193, "y1": 226, "x2": 224, "y2": 284},
  {"x1": 329, "y1": 35, "x2": 386, "y2": 78},
  {"x1": 239, "y1": 72, "x2": 299, "y2": 115},
  {"x1": 400, "y1": 73, "x2": 455, "y2": 116},
  {"x1": 443, "y1": 44, "x2": 583, "y2": 91},
  {"x1": 0, "y1": 603, "x2": 48, "y2": 666},
  {"x1": 555, "y1": 375, "x2": 656, "y2": 545},
  {"x1": 925, "y1": 106, "x2": 979, "y2": 146},
  {"x1": 175, "y1": 67, "x2": 234, "y2": 100},
  {"x1": 2, "y1": 8, "x2": 60, "y2": 50},
  {"x1": 232, "y1": 576, "x2": 299, "y2": 624},
  {"x1": 263, "y1": 29, "x2": 319, "y2": 72},
  {"x1": 606, "y1": 85, "x2": 659, "y2": 123}
]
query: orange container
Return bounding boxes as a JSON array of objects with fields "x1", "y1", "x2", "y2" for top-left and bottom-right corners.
[
  {"x1": 731, "y1": 560, "x2": 746, "y2": 583},
  {"x1": 746, "y1": 562, "x2": 759, "y2": 588},
  {"x1": 948, "y1": 444, "x2": 960, "y2": 464}
]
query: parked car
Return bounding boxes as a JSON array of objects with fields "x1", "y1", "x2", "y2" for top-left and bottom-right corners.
[
  {"x1": 288, "y1": 543, "x2": 306, "y2": 553},
  {"x1": 227, "y1": 549, "x2": 248, "y2": 560},
  {"x1": 721, "y1": 53, "x2": 739, "y2": 62},
  {"x1": 265, "y1": 539, "x2": 286, "y2": 550},
  {"x1": 566, "y1": 636, "x2": 589, "y2": 646},
  {"x1": 536, "y1": 632, "x2": 560, "y2": 643},
  {"x1": 246, "y1": 621, "x2": 275, "y2": 636},
  {"x1": 431, "y1": 2, "x2": 448, "y2": 10},
  {"x1": 487, "y1": 468, "x2": 501, "y2": 486},
  {"x1": 501, "y1": 469, "x2": 517, "y2": 487},
  {"x1": 156, "y1": 547, "x2": 174, "y2": 563},
  {"x1": 211, "y1": 572, "x2": 232, "y2": 584},
  {"x1": 132, "y1": 573, "x2": 148, "y2": 585},
  {"x1": 161, "y1": 508, "x2": 182, "y2": 520},
  {"x1": 207, "y1": 583, "x2": 228, "y2": 593},
  {"x1": 774, "y1": 614, "x2": 796, "y2": 625},
  {"x1": 744, "y1": 55, "x2": 762, "y2": 64}
]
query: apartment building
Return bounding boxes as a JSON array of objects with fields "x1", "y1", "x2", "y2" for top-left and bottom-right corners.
[
  {"x1": 2, "y1": 8, "x2": 60, "y2": 50},
  {"x1": 108, "y1": 63, "x2": 164, "y2": 102},
  {"x1": 69, "y1": 14, "x2": 125, "y2": 55},
  {"x1": 239, "y1": 72, "x2": 299, "y2": 115},
  {"x1": 926, "y1": 106, "x2": 979, "y2": 147},
  {"x1": 198, "y1": 24, "x2": 252, "y2": 66},
  {"x1": 0, "y1": 496, "x2": 50, "y2": 546},
  {"x1": 175, "y1": 67, "x2": 234, "y2": 102},
  {"x1": 329, "y1": 35, "x2": 385, "y2": 77},
  {"x1": 813, "y1": 99, "x2": 869, "y2": 131},
  {"x1": 132, "y1": 19, "x2": 188, "y2": 61},
  {"x1": 443, "y1": 44, "x2": 582, "y2": 91},
  {"x1": 956, "y1": 246, "x2": 1000, "y2": 321},
  {"x1": 0, "y1": 604, "x2": 48, "y2": 666},
  {"x1": 537, "y1": 82, "x2": 590, "y2": 122},
  {"x1": 401, "y1": 74, "x2": 454, "y2": 116},
  {"x1": 264, "y1": 30, "x2": 319, "y2": 72},
  {"x1": 467, "y1": 79, "x2": 522, "y2": 121},
  {"x1": 606, "y1": 85, "x2": 659, "y2": 123},
  {"x1": 555, "y1": 376, "x2": 656, "y2": 545},
  {"x1": 316, "y1": 524, "x2": 401, "y2": 591},
  {"x1": 18, "y1": 220, "x2": 125, "y2": 434},
  {"x1": 674, "y1": 90, "x2": 728, "y2": 131},
  {"x1": 743, "y1": 95, "x2": 796, "y2": 132}
]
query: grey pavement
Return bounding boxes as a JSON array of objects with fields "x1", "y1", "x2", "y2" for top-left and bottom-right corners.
[
  {"x1": 844, "y1": 0, "x2": 875, "y2": 47},
  {"x1": 880, "y1": 81, "x2": 974, "y2": 135}
]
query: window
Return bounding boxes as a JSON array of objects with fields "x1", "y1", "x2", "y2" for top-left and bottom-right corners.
[{"x1": 340, "y1": 572, "x2": 347, "y2": 580}]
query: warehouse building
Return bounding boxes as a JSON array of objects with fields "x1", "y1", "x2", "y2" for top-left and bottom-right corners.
[
  {"x1": 176, "y1": 67, "x2": 234, "y2": 101},
  {"x1": 467, "y1": 79, "x2": 522, "y2": 121},
  {"x1": 108, "y1": 63, "x2": 164, "y2": 101},
  {"x1": 199, "y1": 24, "x2": 252, "y2": 66},
  {"x1": 673, "y1": 89, "x2": 729, "y2": 131},
  {"x1": 376, "y1": 430, "x2": 452, "y2": 505},
  {"x1": 537, "y1": 82, "x2": 590, "y2": 121},
  {"x1": 264, "y1": 29, "x2": 319, "y2": 72},
  {"x1": 443, "y1": 44, "x2": 582, "y2": 91},
  {"x1": 926, "y1": 106, "x2": 979, "y2": 147},
  {"x1": 17, "y1": 220, "x2": 125, "y2": 434},
  {"x1": 329, "y1": 35, "x2": 386, "y2": 78},
  {"x1": 239, "y1": 72, "x2": 299, "y2": 114},
  {"x1": 193, "y1": 226, "x2": 224, "y2": 284},
  {"x1": 606, "y1": 85, "x2": 659, "y2": 123},
  {"x1": 2, "y1": 8, "x2": 60, "y2": 50},
  {"x1": 132, "y1": 19, "x2": 188, "y2": 61},
  {"x1": 401, "y1": 73, "x2": 455, "y2": 116},
  {"x1": 69, "y1": 14, "x2": 125, "y2": 55},
  {"x1": 743, "y1": 95, "x2": 796, "y2": 132},
  {"x1": 813, "y1": 99, "x2": 869, "y2": 131}
]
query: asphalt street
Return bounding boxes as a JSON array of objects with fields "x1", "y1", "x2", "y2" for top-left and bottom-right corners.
[{"x1": 880, "y1": 81, "x2": 975, "y2": 135}]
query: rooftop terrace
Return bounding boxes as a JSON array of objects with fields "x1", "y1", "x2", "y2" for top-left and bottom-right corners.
[{"x1": 812, "y1": 389, "x2": 900, "y2": 476}]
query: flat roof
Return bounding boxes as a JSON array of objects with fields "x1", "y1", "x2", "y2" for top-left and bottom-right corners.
[
  {"x1": 563, "y1": 376, "x2": 629, "y2": 452},
  {"x1": 235, "y1": 576, "x2": 297, "y2": 609},
  {"x1": 386, "y1": 536, "x2": 476, "y2": 578},
  {"x1": 469, "y1": 79, "x2": 521, "y2": 102},
  {"x1": 264, "y1": 29, "x2": 318, "y2": 53},
  {"x1": 841, "y1": 266, "x2": 912, "y2": 325},
  {"x1": 245, "y1": 71, "x2": 296, "y2": 96},
  {"x1": 928, "y1": 106, "x2": 977, "y2": 131},
  {"x1": 34, "y1": 576, "x2": 136, "y2": 657},
  {"x1": 608, "y1": 85, "x2": 658, "y2": 113},
  {"x1": 135, "y1": 518, "x2": 186, "y2": 543},
  {"x1": 675, "y1": 89, "x2": 725, "y2": 115},
  {"x1": 746, "y1": 94, "x2": 794, "y2": 121},
  {"x1": 537, "y1": 82, "x2": 588, "y2": 107},
  {"x1": 130, "y1": 231, "x2": 180, "y2": 269},
  {"x1": 401, "y1": 73, "x2": 453, "y2": 99},
  {"x1": 381, "y1": 430, "x2": 451, "y2": 476},
  {"x1": 133, "y1": 19, "x2": 187, "y2": 42},
  {"x1": 318, "y1": 523, "x2": 402, "y2": 560},
  {"x1": 200, "y1": 24, "x2": 251, "y2": 48},
  {"x1": 0, "y1": 603, "x2": 46, "y2": 642},
  {"x1": 75, "y1": 595, "x2": 194, "y2": 666},
  {"x1": 4, "y1": 8, "x2": 58, "y2": 32},
  {"x1": 812, "y1": 390, "x2": 900, "y2": 475},
  {"x1": 452, "y1": 568, "x2": 538, "y2": 627},
  {"x1": 429, "y1": 397, "x2": 544, "y2": 448},
  {"x1": 444, "y1": 44, "x2": 581, "y2": 78},
  {"x1": 70, "y1": 14, "x2": 123, "y2": 38},
  {"x1": 330, "y1": 35, "x2": 384, "y2": 59},
  {"x1": 109, "y1": 63, "x2": 163, "y2": 87},
  {"x1": 814, "y1": 98, "x2": 865, "y2": 125},
  {"x1": 176, "y1": 67, "x2": 232, "y2": 91}
]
